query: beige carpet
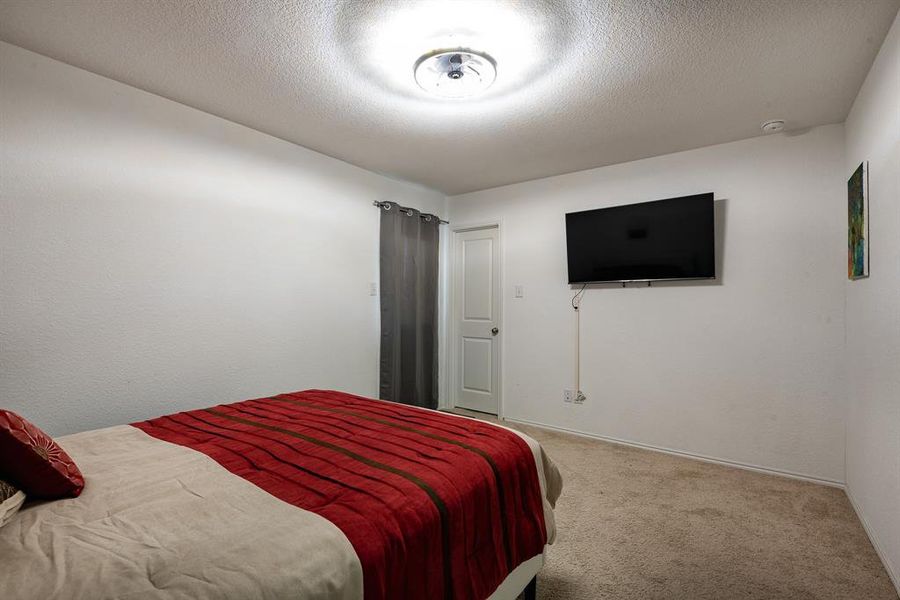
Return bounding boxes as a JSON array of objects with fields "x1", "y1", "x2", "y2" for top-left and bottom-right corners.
[{"x1": 479, "y1": 416, "x2": 898, "y2": 600}]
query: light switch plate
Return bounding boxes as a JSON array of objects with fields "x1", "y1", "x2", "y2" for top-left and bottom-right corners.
[{"x1": 514, "y1": 285, "x2": 524, "y2": 298}]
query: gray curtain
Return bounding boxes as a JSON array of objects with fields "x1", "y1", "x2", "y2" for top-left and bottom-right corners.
[{"x1": 379, "y1": 202, "x2": 440, "y2": 409}]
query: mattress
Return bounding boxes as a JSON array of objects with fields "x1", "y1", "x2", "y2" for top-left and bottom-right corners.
[{"x1": 0, "y1": 390, "x2": 560, "y2": 600}]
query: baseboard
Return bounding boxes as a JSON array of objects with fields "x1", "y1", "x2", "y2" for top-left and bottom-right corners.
[
  {"x1": 501, "y1": 417, "x2": 845, "y2": 489},
  {"x1": 845, "y1": 487, "x2": 900, "y2": 594}
]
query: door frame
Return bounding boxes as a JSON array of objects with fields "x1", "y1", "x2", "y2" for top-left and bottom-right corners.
[{"x1": 445, "y1": 219, "x2": 504, "y2": 418}]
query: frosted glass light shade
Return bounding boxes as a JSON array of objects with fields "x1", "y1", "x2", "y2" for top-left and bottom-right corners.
[{"x1": 414, "y1": 50, "x2": 497, "y2": 98}]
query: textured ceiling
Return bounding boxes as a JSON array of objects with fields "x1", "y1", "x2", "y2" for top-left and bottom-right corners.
[{"x1": 1, "y1": 0, "x2": 897, "y2": 195}]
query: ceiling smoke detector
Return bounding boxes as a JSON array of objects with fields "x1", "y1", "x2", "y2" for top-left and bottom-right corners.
[
  {"x1": 761, "y1": 120, "x2": 785, "y2": 133},
  {"x1": 414, "y1": 49, "x2": 497, "y2": 98}
]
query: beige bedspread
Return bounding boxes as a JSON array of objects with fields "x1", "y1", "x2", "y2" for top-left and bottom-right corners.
[{"x1": 0, "y1": 425, "x2": 363, "y2": 600}]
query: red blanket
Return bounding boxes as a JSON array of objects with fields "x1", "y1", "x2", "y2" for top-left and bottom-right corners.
[{"x1": 133, "y1": 390, "x2": 547, "y2": 600}]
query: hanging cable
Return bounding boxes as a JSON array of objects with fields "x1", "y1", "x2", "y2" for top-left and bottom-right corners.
[
  {"x1": 571, "y1": 284, "x2": 587, "y2": 403},
  {"x1": 571, "y1": 283, "x2": 587, "y2": 309}
]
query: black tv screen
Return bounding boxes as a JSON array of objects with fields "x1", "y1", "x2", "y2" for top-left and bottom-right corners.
[{"x1": 565, "y1": 193, "x2": 715, "y2": 283}]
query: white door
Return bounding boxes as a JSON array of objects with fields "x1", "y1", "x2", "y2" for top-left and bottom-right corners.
[{"x1": 452, "y1": 226, "x2": 500, "y2": 414}]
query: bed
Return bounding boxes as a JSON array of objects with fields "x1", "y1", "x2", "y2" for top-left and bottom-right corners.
[{"x1": 0, "y1": 390, "x2": 561, "y2": 600}]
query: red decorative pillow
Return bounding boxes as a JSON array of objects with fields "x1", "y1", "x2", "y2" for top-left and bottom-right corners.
[{"x1": 0, "y1": 410, "x2": 84, "y2": 499}]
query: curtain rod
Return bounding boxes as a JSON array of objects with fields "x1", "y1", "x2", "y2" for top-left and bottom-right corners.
[{"x1": 373, "y1": 201, "x2": 449, "y2": 225}]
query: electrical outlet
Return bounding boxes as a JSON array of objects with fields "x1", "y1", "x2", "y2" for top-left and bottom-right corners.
[
  {"x1": 563, "y1": 389, "x2": 574, "y2": 403},
  {"x1": 368, "y1": 282, "x2": 378, "y2": 296},
  {"x1": 574, "y1": 390, "x2": 586, "y2": 404}
]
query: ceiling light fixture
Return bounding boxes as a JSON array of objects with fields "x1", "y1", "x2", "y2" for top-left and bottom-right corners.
[
  {"x1": 360, "y1": 1, "x2": 545, "y2": 101},
  {"x1": 414, "y1": 49, "x2": 497, "y2": 98}
]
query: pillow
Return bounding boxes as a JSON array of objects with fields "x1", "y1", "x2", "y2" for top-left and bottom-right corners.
[
  {"x1": 0, "y1": 479, "x2": 26, "y2": 528},
  {"x1": 0, "y1": 410, "x2": 84, "y2": 499}
]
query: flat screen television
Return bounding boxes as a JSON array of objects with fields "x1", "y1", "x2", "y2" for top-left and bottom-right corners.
[{"x1": 565, "y1": 193, "x2": 715, "y2": 284}]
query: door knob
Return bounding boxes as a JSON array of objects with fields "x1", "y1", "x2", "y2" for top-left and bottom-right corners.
[{"x1": 491, "y1": 327, "x2": 499, "y2": 335}]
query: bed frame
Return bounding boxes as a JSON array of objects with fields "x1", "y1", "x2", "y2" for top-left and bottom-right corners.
[{"x1": 523, "y1": 577, "x2": 537, "y2": 600}]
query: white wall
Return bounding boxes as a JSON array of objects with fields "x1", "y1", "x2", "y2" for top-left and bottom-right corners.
[
  {"x1": 844, "y1": 12, "x2": 900, "y2": 590},
  {"x1": 448, "y1": 124, "x2": 848, "y2": 483},
  {"x1": 0, "y1": 42, "x2": 445, "y2": 436}
]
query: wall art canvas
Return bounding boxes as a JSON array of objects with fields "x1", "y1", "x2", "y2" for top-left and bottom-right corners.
[{"x1": 848, "y1": 161, "x2": 869, "y2": 280}]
